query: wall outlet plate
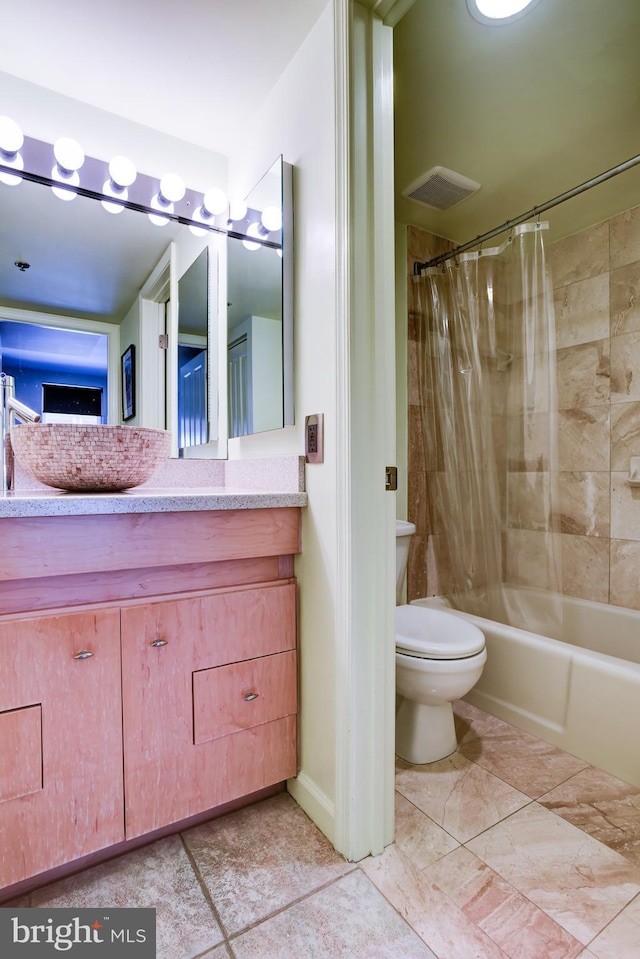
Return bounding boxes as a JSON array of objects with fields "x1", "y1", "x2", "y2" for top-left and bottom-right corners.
[{"x1": 305, "y1": 413, "x2": 324, "y2": 464}]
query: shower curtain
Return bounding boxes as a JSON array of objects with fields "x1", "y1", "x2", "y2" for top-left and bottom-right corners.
[{"x1": 414, "y1": 222, "x2": 563, "y2": 637}]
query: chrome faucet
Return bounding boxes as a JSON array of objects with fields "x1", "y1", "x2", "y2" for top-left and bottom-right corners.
[{"x1": 1, "y1": 373, "x2": 41, "y2": 492}]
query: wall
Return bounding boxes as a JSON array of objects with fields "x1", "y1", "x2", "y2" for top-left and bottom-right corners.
[
  {"x1": 549, "y1": 204, "x2": 640, "y2": 609},
  {"x1": 228, "y1": 6, "x2": 341, "y2": 840},
  {"x1": 405, "y1": 203, "x2": 640, "y2": 613}
]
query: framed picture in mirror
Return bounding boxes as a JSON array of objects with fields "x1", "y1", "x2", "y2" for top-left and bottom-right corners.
[{"x1": 121, "y1": 344, "x2": 136, "y2": 421}]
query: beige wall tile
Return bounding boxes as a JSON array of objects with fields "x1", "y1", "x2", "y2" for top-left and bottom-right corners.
[
  {"x1": 553, "y1": 274, "x2": 610, "y2": 348},
  {"x1": 556, "y1": 339, "x2": 610, "y2": 410},
  {"x1": 610, "y1": 205, "x2": 640, "y2": 271},
  {"x1": 611, "y1": 401, "x2": 640, "y2": 471},
  {"x1": 507, "y1": 412, "x2": 553, "y2": 471},
  {"x1": 507, "y1": 472, "x2": 552, "y2": 531},
  {"x1": 611, "y1": 259, "x2": 640, "y2": 335},
  {"x1": 407, "y1": 224, "x2": 452, "y2": 266},
  {"x1": 610, "y1": 472, "x2": 640, "y2": 541},
  {"x1": 611, "y1": 331, "x2": 640, "y2": 403},
  {"x1": 610, "y1": 539, "x2": 640, "y2": 611},
  {"x1": 407, "y1": 338, "x2": 420, "y2": 406},
  {"x1": 558, "y1": 408, "x2": 610, "y2": 471},
  {"x1": 560, "y1": 534, "x2": 610, "y2": 603},
  {"x1": 558, "y1": 472, "x2": 610, "y2": 537},
  {"x1": 549, "y1": 222, "x2": 609, "y2": 289},
  {"x1": 506, "y1": 529, "x2": 561, "y2": 590}
]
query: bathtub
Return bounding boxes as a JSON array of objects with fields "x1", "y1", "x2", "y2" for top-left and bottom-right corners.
[{"x1": 412, "y1": 590, "x2": 640, "y2": 789}]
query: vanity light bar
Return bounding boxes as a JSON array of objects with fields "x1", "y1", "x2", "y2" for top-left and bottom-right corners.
[{"x1": 0, "y1": 129, "x2": 283, "y2": 250}]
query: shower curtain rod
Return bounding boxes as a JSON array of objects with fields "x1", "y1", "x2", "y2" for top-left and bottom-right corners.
[{"x1": 413, "y1": 152, "x2": 640, "y2": 274}]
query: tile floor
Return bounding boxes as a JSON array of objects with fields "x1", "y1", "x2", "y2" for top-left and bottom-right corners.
[{"x1": 9, "y1": 700, "x2": 640, "y2": 958}]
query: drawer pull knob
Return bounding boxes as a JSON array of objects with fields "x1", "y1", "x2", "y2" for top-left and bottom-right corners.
[
  {"x1": 244, "y1": 692, "x2": 259, "y2": 702},
  {"x1": 73, "y1": 650, "x2": 94, "y2": 660},
  {"x1": 149, "y1": 638, "x2": 168, "y2": 648}
]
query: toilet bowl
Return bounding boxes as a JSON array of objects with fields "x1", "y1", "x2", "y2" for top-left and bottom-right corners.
[{"x1": 395, "y1": 521, "x2": 486, "y2": 765}]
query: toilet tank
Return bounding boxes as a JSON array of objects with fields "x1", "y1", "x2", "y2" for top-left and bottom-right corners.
[{"x1": 395, "y1": 520, "x2": 416, "y2": 605}]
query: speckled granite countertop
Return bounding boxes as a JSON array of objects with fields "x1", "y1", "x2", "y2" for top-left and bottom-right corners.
[{"x1": 0, "y1": 486, "x2": 308, "y2": 518}]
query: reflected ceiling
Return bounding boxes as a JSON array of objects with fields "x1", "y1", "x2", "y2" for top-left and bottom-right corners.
[{"x1": 394, "y1": 0, "x2": 640, "y2": 245}]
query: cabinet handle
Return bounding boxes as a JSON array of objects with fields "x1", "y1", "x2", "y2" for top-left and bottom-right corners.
[
  {"x1": 149, "y1": 638, "x2": 168, "y2": 647},
  {"x1": 73, "y1": 650, "x2": 94, "y2": 660},
  {"x1": 243, "y1": 692, "x2": 259, "y2": 702}
]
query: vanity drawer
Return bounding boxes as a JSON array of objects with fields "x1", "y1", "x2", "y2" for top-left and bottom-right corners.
[{"x1": 193, "y1": 649, "x2": 297, "y2": 743}]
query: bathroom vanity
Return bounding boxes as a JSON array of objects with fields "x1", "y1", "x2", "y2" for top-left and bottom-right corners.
[{"x1": 0, "y1": 490, "x2": 304, "y2": 893}]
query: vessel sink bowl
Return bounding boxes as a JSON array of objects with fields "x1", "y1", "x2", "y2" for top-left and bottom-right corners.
[{"x1": 10, "y1": 424, "x2": 171, "y2": 492}]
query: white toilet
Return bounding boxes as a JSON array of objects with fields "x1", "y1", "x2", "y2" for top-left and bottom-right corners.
[{"x1": 395, "y1": 520, "x2": 486, "y2": 764}]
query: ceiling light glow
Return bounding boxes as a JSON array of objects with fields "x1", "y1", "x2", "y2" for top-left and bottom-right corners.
[{"x1": 467, "y1": 0, "x2": 539, "y2": 23}]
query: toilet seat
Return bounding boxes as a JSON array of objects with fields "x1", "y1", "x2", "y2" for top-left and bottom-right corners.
[{"x1": 395, "y1": 604, "x2": 485, "y2": 660}]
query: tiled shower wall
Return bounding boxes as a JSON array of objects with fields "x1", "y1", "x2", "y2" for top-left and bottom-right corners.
[{"x1": 406, "y1": 205, "x2": 640, "y2": 611}]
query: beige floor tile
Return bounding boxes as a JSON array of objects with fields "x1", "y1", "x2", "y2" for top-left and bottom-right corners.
[
  {"x1": 361, "y1": 843, "x2": 510, "y2": 959},
  {"x1": 424, "y1": 846, "x2": 583, "y2": 959},
  {"x1": 466, "y1": 802, "x2": 640, "y2": 945},
  {"x1": 539, "y1": 767, "x2": 640, "y2": 867},
  {"x1": 9, "y1": 834, "x2": 223, "y2": 959},
  {"x1": 202, "y1": 947, "x2": 232, "y2": 958},
  {"x1": 457, "y1": 717, "x2": 589, "y2": 799},
  {"x1": 588, "y1": 892, "x2": 640, "y2": 959},
  {"x1": 231, "y1": 869, "x2": 439, "y2": 959},
  {"x1": 395, "y1": 751, "x2": 531, "y2": 843},
  {"x1": 182, "y1": 793, "x2": 352, "y2": 936},
  {"x1": 454, "y1": 698, "x2": 516, "y2": 743},
  {"x1": 394, "y1": 791, "x2": 460, "y2": 869}
]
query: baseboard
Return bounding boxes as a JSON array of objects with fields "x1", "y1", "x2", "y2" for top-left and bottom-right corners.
[{"x1": 287, "y1": 771, "x2": 336, "y2": 846}]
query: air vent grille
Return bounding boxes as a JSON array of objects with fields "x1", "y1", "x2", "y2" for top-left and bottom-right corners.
[{"x1": 403, "y1": 166, "x2": 481, "y2": 211}]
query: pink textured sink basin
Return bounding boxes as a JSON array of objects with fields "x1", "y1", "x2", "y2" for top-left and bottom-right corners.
[{"x1": 10, "y1": 424, "x2": 171, "y2": 492}]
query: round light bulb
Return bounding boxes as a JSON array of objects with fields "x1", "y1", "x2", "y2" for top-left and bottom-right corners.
[
  {"x1": 242, "y1": 221, "x2": 263, "y2": 252},
  {"x1": 0, "y1": 116, "x2": 24, "y2": 155},
  {"x1": 188, "y1": 205, "x2": 211, "y2": 237},
  {"x1": 261, "y1": 206, "x2": 282, "y2": 232},
  {"x1": 202, "y1": 187, "x2": 228, "y2": 216},
  {"x1": 101, "y1": 178, "x2": 126, "y2": 214},
  {"x1": 228, "y1": 200, "x2": 247, "y2": 222},
  {"x1": 0, "y1": 152, "x2": 23, "y2": 186},
  {"x1": 148, "y1": 193, "x2": 172, "y2": 226},
  {"x1": 159, "y1": 173, "x2": 185, "y2": 203},
  {"x1": 51, "y1": 164, "x2": 79, "y2": 201},
  {"x1": 109, "y1": 155, "x2": 136, "y2": 188},
  {"x1": 54, "y1": 136, "x2": 84, "y2": 173}
]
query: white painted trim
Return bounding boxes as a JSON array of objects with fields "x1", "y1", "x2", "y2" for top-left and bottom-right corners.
[
  {"x1": 333, "y1": 0, "x2": 354, "y2": 860},
  {"x1": 287, "y1": 772, "x2": 336, "y2": 845},
  {"x1": 333, "y1": 1, "x2": 396, "y2": 862},
  {"x1": 0, "y1": 304, "x2": 119, "y2": 424},
  {"x1": 360, "y1": 0, "x2": 416, "y2": 26},
  {"x1": 139, "y1": 246, "x2": 171, "y2": 433}
]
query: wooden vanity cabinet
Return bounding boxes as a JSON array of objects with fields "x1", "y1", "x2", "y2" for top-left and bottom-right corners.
[
  {"x1": 121, "y1": 582, "x2": 297, "y2": 838},
  {"x1": 0, "y1": 608, "x2": 124, "y2": 889},
  {"x1": 0, "y1": 507, "x2": 300, "y2": 893}
]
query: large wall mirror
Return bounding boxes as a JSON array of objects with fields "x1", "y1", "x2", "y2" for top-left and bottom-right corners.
[
  {"x1": 0, "y1": 124, "x2": 293, "y2": 458},
  {"x1": 227, "y1": 157, "x2": 294, "y2": 437}
]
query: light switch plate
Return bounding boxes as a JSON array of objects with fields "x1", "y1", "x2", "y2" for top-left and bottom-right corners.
[{"x1": 305, "y1": 413, "x2": 324, "y2": 464}]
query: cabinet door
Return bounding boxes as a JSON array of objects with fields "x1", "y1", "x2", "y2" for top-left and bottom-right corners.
[
  {"x1": 0, "y1": 608, "x2": 124, "y2": 888},
  {"x1": 121, "y1": 583, "x2": 297, "y2": 838}
]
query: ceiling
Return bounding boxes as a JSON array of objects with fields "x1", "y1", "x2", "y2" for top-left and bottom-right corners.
[
  {"x1": 3, "y1": 0, "x2": 638, "y2": 332},
  {"x1": 393, "y1": 0, "x2": 640, "y2": 249},
  {"x1": 0, "y1": 0, "x2": 328, "y2": 158}
]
